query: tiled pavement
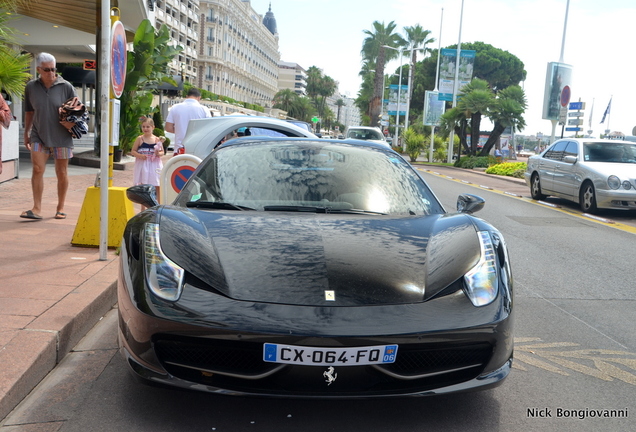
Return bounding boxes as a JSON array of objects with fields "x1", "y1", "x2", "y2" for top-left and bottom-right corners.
[{"x1": 0, "y1": 151, "x2": 135, "y2": 420}]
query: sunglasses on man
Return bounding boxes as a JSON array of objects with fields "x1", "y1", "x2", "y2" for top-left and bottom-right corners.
[{"x1": 39, "y1": 67, "x2": 57, "y2": 72}]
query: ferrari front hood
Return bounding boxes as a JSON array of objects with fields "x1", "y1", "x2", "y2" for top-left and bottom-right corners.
[{"x1": 159, "y1": 210, "x2": 481, "y2": 306}]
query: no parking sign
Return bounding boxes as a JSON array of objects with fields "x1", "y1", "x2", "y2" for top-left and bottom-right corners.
[
  {"x1": 111, "y1": 20, "x2": 127, "y2": 98},
  {"x1": 160, "y1": 154, "x2": 202, "y2": 204},
  {"x1": 171, "y1": 165, "x2": 196, "y2": 192}
]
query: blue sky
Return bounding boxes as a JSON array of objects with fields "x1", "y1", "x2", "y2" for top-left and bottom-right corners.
[{"x1": 250, "y1": 0, "x2": 636, "y2": 138}]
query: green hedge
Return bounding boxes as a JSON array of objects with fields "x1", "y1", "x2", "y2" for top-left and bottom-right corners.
[
  {"x1": 485, "y1": 161, "x2": 527, "y2": 178},
  {"x1": 454, "y1": 155, "x2": 495, "y2": 168}
]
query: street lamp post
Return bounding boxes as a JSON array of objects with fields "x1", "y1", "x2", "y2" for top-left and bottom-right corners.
[
  {"x1": 404, "y1": 47, "x2": 426, "y2": 133},
  {"x1": 384, "y1": 73, "x2": 399, "y2": 142},
  {"x1": 447, "y1": 0, "x2": 465, "y2": 163},
  {"x1": 382, "y1": 45, "x2": 405, "y2": 150},
  {"x1": 430, "y1": 7, "x2": 444, "y2": 163},
  {"x1": 381, "y1": 72, "x2": 387, "y2": 119},
  {"x1": 396, "y1": 54, "x2": 404, "y2": 150}
]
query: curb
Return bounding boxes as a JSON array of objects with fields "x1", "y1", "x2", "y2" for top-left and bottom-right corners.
[
  {"x1": 0, "y1": 260, "x2": 118, "y2": 420},
  {"x1": 70, "y1": 153, "x2": 133, "y2": 171},
  {"x1": 412, "y1": 163, "x2": 527, "y2": 186}
]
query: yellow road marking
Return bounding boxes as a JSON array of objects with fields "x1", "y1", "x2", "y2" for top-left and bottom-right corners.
[
  {"x1": 513, "y1": 338, "x2": 636, "y2": 384},
  {"x1": 513, "y1": 352, "x2": 570, "y2": 375}
]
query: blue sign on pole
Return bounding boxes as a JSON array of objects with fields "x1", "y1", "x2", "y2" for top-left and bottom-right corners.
[
  {"x1": 438, "y1": 49, "x2": 476, "y2": 101},
  {"x1": 387, "y1": 85, "x2": 408, "y2": 116},
  {"x1": 569, "y1": 102, "x2": 584, "y2": 110},
  {"x1": 565, "y1": 127, "x2": 582, "y2": 132}
]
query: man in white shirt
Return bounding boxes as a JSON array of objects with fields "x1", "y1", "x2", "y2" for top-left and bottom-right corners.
[{"x1": 165, "y1": 88, "x2": 211, "y2": 155}]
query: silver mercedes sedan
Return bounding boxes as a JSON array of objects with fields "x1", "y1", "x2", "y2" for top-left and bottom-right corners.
[{"x1": 524, "y1": 138, "x2": 636, "y2": 213}]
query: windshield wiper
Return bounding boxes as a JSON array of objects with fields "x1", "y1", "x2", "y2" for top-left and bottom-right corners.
[
  {"x1": 327, "y1": 209, "x2": 388, "y2": 215},
  {"x1": 186, "y1": 201, "x2": 255, "y2": 211},
  {"x1": 263, "y1": 205, "x2": 386, "y2": 215},
  {"x1": 263, "y1": 205, "x2": 329, "y2": 213}
]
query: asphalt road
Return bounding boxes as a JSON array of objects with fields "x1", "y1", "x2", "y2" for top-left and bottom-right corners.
[{"x1": 2, "y1": 169, "x2": 635, "y2": 432}]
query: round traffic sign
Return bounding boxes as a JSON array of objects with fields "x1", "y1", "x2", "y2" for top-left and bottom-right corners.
[
  {"x1": 170, "y1": 165, "x2": 196, "y2": 193},
  {"x1": 560, "y1": 85, "x2": 571, "y2": 107},
  {"x1": 111, "y1": 20, "x2": 127, "y2": 98}
]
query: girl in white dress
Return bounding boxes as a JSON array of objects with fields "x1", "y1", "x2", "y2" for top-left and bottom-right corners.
[{"x1": 131, "y1": 117, "x2": 165, "y2": 209}]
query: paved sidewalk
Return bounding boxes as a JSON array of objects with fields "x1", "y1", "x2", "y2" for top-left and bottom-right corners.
[
  {"x1": 0, "y1": 152, "x2": 528, "y2": 421},
  {"x1": 0, "y1": 152, "x2": 135, "y2": 420}
]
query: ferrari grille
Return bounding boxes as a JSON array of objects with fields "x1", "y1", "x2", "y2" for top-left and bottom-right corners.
[
  {"x1": 378, "y1": 344, "x2": 493, "y2": 376},
  {"x1": 154, "y1": 338, "x2": 492, "y2": 379},
  {"x1": 154, "y1": 339, "x2": 276, "y2": 376}
]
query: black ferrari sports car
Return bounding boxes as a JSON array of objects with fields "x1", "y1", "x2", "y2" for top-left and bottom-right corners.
[{"x1": 118, "y1": 137, "x2": 514, "y2": 398}]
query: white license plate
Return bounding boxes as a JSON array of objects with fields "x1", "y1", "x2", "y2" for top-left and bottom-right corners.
[{"x1": 263, "y1": 343, "x2": 398, "y2": 366}]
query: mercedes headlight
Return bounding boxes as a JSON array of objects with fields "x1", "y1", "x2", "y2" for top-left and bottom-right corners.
[
  {"x1": 608, "y1": 175, "x2": 621, "y2": 190},
  {"x1": 143, "y1": 223, "x2": 184, "y2": 301},
  {"x1": 463, "y1": 231, "x2": 498, "y2": 306}
]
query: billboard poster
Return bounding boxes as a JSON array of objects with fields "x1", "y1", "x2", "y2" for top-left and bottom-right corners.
[
  {"x1": 424, "y1": 90, "x2": 445, "y2": 126},
  {"x1": 438, "y1": 49, "x2": 476, "y2": 101},
  {"x1": 542, "y1": 62, "x2": 573, "y2": 121},
  {"x1": 387, "y1": 84, "x2": 408, "y2": 115}
]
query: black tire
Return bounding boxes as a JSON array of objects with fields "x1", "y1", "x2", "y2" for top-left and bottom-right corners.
[
  {"x1": 530, "y1": 173, "x2": 546, "y2": 200},
  {"x1": 579, "y1": 182, "x2": 598, "y2": 213}
]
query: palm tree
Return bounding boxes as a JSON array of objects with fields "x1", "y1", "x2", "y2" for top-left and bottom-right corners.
[
  {"x1": 335, "y1": 98, "x2": 345, "y2": 123},
  {"x1": 481, "y1": 85, "x2": 527, "y2": 155},
  {"x1": 457, "y1": 78, "x2": 494, "y2": 155},
  {"x1": 273, "y1": 88, "x2": 299, "y2": 114},
  {"x1": 317, "y1": 75, "x2": 336, "y2": 119},
  {"x1": 440, "y1": 107, "x2": 468, "y2": 154},
  {"x1": 361, "y1": 21, "x2": 405, "y2": 127},
  {"x1": 355, "y1": 81, "x2": 373, "y2": 125},
  {"x1": 305, "y1": 66, "x2": 322, "y2": 101},
  {"x1": 322, "y1": 107, "x2": 335, "y2": 132},
  {"x1": 305, "y1": 66, "x2": 336, "y2": 120},
  {"x1": 403, "y1": 25, "x2": 434, "y2": 124},
  {"x1": 291, "y1": 97, "x2": 316, "y2": 123},
  {"x1": 404, "y1": 25, "x2": 435, "y2": 70},
  {"x1": 0, "y1": 0, "x2": 33, "y2": 97}
]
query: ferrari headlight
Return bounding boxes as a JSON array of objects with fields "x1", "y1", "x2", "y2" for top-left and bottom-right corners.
[
  {"x1": 463, "y1": 231, "x2": 498, "y2": 306},
  {"x1": 143, "y1": 223, "x2": 184, "y2": 301}
]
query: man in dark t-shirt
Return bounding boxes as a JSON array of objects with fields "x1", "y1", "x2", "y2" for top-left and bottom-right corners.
[{"x1": 21, "y1": 52, "x2": 77, "y2": 220}]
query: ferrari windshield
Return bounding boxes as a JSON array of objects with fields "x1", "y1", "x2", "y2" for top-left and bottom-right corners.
[{"x1": 175, "y1": 140, "x2": 444, "y2": 216}]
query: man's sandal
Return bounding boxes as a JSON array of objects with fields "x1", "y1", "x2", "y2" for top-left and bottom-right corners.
[{"x1": 20, "y1": 210, "x2": 43, "y2": 220}]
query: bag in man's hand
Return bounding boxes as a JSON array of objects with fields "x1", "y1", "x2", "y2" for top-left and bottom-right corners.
[{"x1": 59, "y1": 97, "x2": 89, "y2": 139}]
